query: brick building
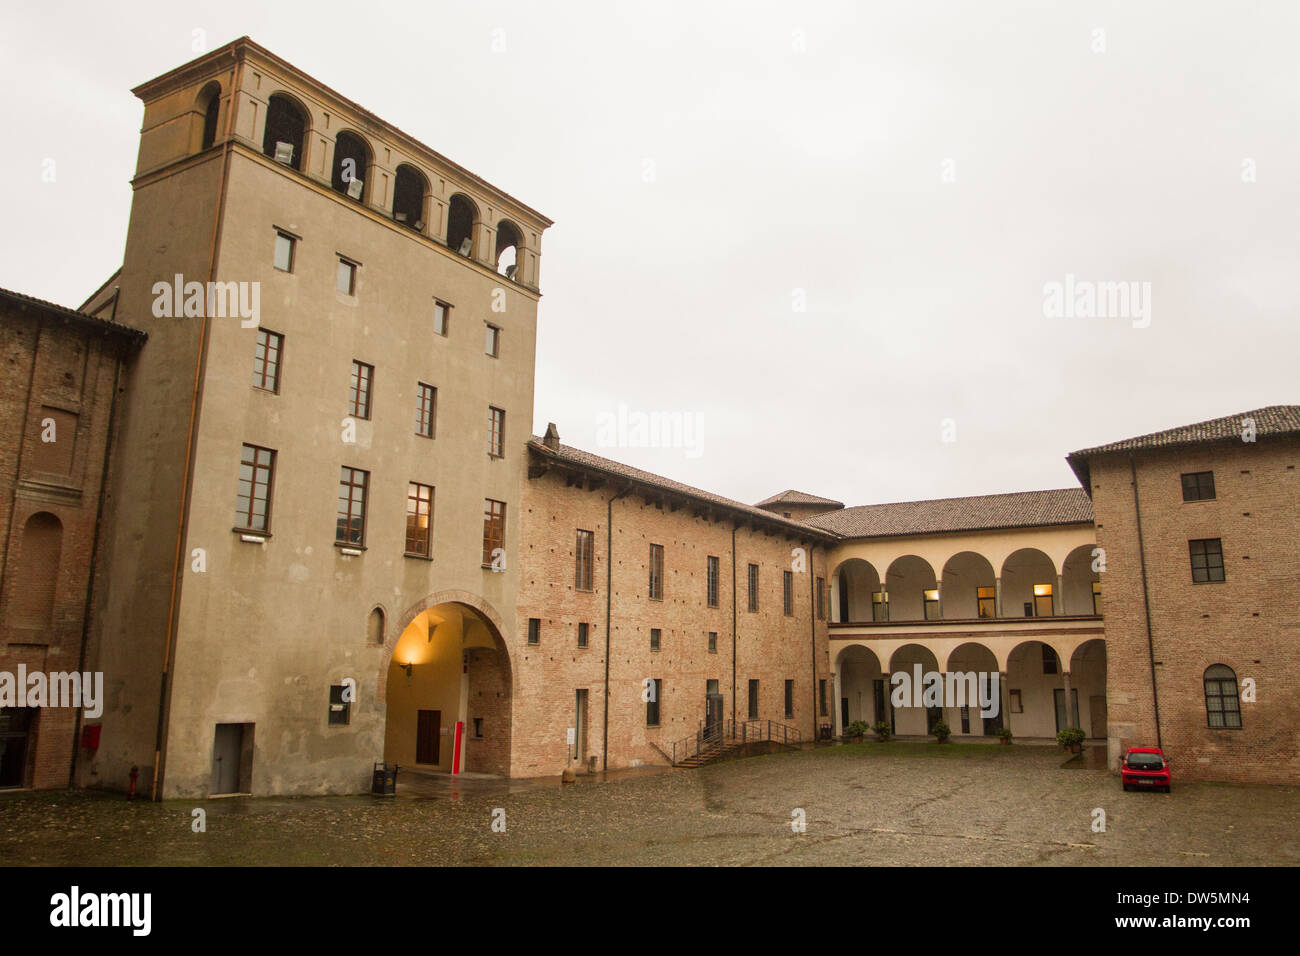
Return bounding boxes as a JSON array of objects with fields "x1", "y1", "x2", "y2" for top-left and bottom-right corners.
[
  {"x1": 1067, "y1": 406, "x2": 1300, "y2": 784},
  {"x1": 1, "y1": 37, "x2": 1296, "y2": 796},
  {"x1": 0, "y1": 288, "x2": 144, "y2": 790}
]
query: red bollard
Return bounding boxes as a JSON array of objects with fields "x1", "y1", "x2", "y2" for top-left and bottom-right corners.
[{"x1": 128, "y1": 765, "x2": 139, "y2": 800}]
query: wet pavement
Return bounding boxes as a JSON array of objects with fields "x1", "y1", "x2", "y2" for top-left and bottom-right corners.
[{"x1": 1, "y1": 742, "x2": 1295, "y2": 866}]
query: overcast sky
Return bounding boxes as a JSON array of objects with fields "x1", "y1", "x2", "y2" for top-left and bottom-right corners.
[{"x1": 4, "y1": 1, "x2": 1297, "y2": 509}]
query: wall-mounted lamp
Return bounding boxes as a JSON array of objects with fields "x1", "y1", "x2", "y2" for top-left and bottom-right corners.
[{"x1": 399, "y1": 662, "x2": 413, "y2": 678}]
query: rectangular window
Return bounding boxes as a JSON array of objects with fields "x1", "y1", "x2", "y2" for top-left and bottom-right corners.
[
  {"x1": 977, "y1": 586, "x2": 996, "y2": 619},
  {"x1": 273, "y1": 231, "x2": 295, "y2": 272},
  {"x1": 348, "y1": 361, "x2": 373, "y2": 419},
  {"x1": 747, "y1": 564, "x2": 759, "y2": 612},
  {"x1": 433, "y1": 299, "x2": 451, "y2": 336},
  {"x1": 405, "y1": 482, "x2": 433, "y2": 557},
  {"x1": 748, "y1": 679, "x2": 759, "y2": 720},
  {"x1": 783, "y1": 571, "x2": 794, "y2": 616},
  {"x1": 650, "y1": 628, "x2": 661, "y2": 651},
  {"x1": 337, "y1": 257, "x2": 357, "y2": 294},
  {"x1": 253, "y1": 328, "x2": 283, "y2": 392},
  {"x1": 415, "y1": 383, "x2": 437, "y2": 438},
  {"x1": 816, "y1": 577, "x2": 826, "y2": 620},
  {"x1": 1181, "y1": 471, "x2": 1216, "y2": 502},
  {"x1": 485, "y1": 323, "x2": 500, "y2": 357},
  {"x1": 872, "y1": 590, "x2": 888, "y2": 621},
  {"x1": 706, "y1": 679, "x2": 719, "y2": 696},
  {"x1": 924, "y1": 587, "x2": 940, "y2": 621},
  {"x1": 819, "y1": 679, "x2": 827, "y2": 717},
  {"x1": 328, "y1": 684, "x2": 350, "y2": 726},
  {"x1": 706, "y1": 555, "x2": 720, "y2": 608},
  {"x1": 336, "y1": 466, "x2": 368, "y2": 545},
  {"x1": 575, "y1": 529, "x2": 594, "y2": 591},
  {"x1": 1190, "y1": 538, "x2": 1225, "y2": 582},
  {"x1": 577, "y1": 622, "x2": 589, "y2": 648},
  {"x1": 646, "y1": 678, "x2": 662, "y2": 726},
  {"x1": 708, "y1": 631, "x2": 717, "y2": 654},
  {"x1": 1092, "y1": 580, "x2": 1102, "y2": 615},
  {"x1": 1041, "y1": 644, "x2": 1058, "y2": 675},
  {"x1": 527, "y1": 618, "x2": 540, "y2": 644},
  {"x1": 784, "y1": 680, "x2": 794, "y2": 719},
  {"x1": 236, "y1": 443, "x2": 275, "y2": 532},
  {"x1": 488, "y1": 406, "x2": 505, "y2": 457},
  {"x1": 473, "y1": 717, "x2": 483, "y2": 738},
  {"x1": 649, "y1": 544, "x2": 664, "y2": 600},
  {"x1": 1033, "y1": 583, "x2": 1054, "y2": 618},
  {"x1": 482, "y1": 499, "x2": 507, "y2": 567}
]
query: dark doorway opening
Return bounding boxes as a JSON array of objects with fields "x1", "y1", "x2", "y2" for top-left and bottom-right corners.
[{"x1": 416, "y1": 709, "x2": 441, "y2": 765}]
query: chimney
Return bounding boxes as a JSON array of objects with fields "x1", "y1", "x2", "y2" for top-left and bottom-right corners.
[{"x1": 543, "y1": 422, "x2": 560, "y2": 450}]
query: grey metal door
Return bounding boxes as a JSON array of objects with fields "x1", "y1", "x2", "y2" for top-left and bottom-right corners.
[{"x1": 211, "y1": 723, "x2": 243, "y2": 794}]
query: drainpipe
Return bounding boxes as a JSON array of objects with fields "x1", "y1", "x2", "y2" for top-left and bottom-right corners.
[
  {"x1": 602, "y1": 483, "x2": 632, "y2": 771},
  {"x1": 153, "y1": 53, "x2": 241, "y2": 800},
  {"x1": 809, "y1": 541, "x2": 819, "y2": 736},
  {"x1": 731, "y1": 523, "x2": 738, "y2": 726},
  {"x1": 69, "y1": 350, "x2": 125, "y2": 787},
  {"x1": 1129, "y1": 454, "x2": 1162, "y2": 749}
]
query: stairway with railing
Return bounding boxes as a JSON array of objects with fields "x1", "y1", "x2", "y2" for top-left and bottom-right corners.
[{"x1": 669, "y1": 718, "x2": 803, "y2": 768}]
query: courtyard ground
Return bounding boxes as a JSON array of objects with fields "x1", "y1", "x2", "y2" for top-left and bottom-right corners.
[{"x1": 1, "y1": 742, "x2": 1295, "y2": 866}]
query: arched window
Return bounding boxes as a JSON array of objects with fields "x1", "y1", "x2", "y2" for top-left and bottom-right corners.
[
  {"x1": 198, "y1": 81, "x2": 221, "y2": 151},
  {"x1": 447, "y1": 194, "x2": 478, "y2": 257},
  {"x1": 393, "y1": 164, "x2": 427, "y2": 230},
  {"x1": 262, "y1": 94, "x2": 307, "y2": 171},
  {"x1": 495, "y1": 220, "x2": 522, "y2": 278},
  {"x1": 367, "y1": 607, "x2": 385, "y2": 646},
  {"x1": 1204, "y1": 664, "x2": 1242, "y2": 729},
  {"x1": 12, "y1": 513, "x2": 62, "y2": 628},
  {"x1": 331, "y1": 131, "x2": 371, "y2": 201}
]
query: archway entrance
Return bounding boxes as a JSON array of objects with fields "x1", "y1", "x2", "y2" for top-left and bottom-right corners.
[{"x1": 382, "y1": 600, "x2": 511, "y2": 776}]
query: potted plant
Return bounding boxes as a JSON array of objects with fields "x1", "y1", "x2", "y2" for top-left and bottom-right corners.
[
  {"x1": 931, "y1": 721, "x2": 952, "y2": 744},
  {"x1": 845, "y1": 720, "x2": 870, "y2": 743},
  {"x1": 997, "y1": 727, "x2": 1013, "y2": 745},
  {"x1": 871, "y1": 721, "x2": 892, "y2": 742},
  {"x1": 1057, "y1": 727, "x2": 1086, "y2": 754}
]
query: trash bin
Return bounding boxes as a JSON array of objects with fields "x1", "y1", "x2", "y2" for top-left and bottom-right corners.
[{"x1": 372, "y1": 761, "x2": 398, "y2": 795}]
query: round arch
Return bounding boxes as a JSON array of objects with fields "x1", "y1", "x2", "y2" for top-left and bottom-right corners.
[
  {"x1": 447, "y1": 193, "x2": 480, "y2": 256},
  {"x1": 262, "y1": 91, "x2": 310, "y2": 171},
  {"x1": 885, "y1": 555, "x2": 938, "y2": 622},
  {"x1": 940, "y1": 551, "x2": 996, "y2": 620},
  {"x1": 830, "y1": 557, "x2": 880, "y2": 623},
  {"x1": 1062, "y1": 544, "x2": 1101, "y2": 616},
  {"x1": 1001, "y1": 547, "x2": 1058, "y2": 619}
]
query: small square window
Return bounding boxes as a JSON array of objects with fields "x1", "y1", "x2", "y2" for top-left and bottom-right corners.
[
  {"x1": 1190, "y1": 538, "x2": 1225, "y2": 582},
  {"x1": 337, "y1": 258, "x2": 357, "y2": 295},
  {"x1": 433, "y1": 300, "x2": 451, "y2": 336},
  {"x1": 273, "y1": 232, "x2": 295, "y2": 272},
  {"x1": 1181, "y1": 471, "x2": 1216, "y2": 502},
  {"x1": 328, "y1": 684, "x2": 350, "y2": 725},
  {"x1": 485, "y1": 323, "x2": 500, "y2": 357}
]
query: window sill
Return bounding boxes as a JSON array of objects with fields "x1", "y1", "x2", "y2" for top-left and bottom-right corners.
[
  {"x1": 404, "y1": 552, "x2": 433, "y2": 562},
  {"x1": 233, "y1": 528, "x2": 271, "y2": 542},
  {"x1": 334, "y1": 541, "x2": 366, "y2": 554}
]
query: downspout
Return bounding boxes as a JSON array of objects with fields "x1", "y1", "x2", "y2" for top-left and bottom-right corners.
[
  {"x1": 602, "y1": 482, "x2": 632, "y2": 771},
  {"x1": 731, "y1": 523, "x2": 737, "y2": 726},
  {"x1": 152, "y1": 54, "x2": 241, "y2": 800},
  {"x1": 1128, "y1": 454, "x2": 1162, "y2": 749},
  {"x1": 69, "y1": 348, "x2": 126, "y2": 787},
  {"x1": 809, "y1": 541, "x2": 818, "y2": 733}
]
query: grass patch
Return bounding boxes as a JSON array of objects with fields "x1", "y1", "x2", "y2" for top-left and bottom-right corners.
[{"x1": 809, "y1": 741, "x2": 1043, "y2": 760}]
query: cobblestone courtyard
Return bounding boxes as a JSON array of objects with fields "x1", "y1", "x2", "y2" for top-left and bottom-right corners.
[{"x1": 2, "y1": 743, "x2": 1296, "y2": 866}]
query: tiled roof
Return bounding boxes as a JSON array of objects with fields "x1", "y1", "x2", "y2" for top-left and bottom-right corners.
[
  {"x1": 527, "y1": 438, "x2": 839, "y2": 540},
  {"x1": 802, "y1": 488, "x2": 1093, "y2": 539},
  {"x1": 1068, "y1": 406, "x2": 1300, "y2": 459},
  {"x1": 754, "y1": 489, "x2": 845, "y2": 509},
  {"x1": 0, "y1": 286, "x2": 146, "y2": 341},
  {"x1": 1066, "y1": 405, "x2": 1300, "y2": 488}
]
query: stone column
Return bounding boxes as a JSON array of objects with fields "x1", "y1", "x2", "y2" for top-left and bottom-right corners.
[
  {"x1": 831, "y1": 669, "x2": 842, "y2": 736},
  {"x1": 995, "y1": 576, "x2": 1003, "y2": 618},
  {"x1": 1061, "y1": 669, "x2": 1075, "y2": 729},
  {"x1": 1055, "y1": 573, "x2": 1065, "y2": 616},
  {"x1": 1000, "y1": 670, "x2": 1011, "y2": 736}
]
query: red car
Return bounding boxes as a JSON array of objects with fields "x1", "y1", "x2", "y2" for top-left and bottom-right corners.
[{"x1": 1121, "y1": 747, "x2": 1171, "y2": 792}]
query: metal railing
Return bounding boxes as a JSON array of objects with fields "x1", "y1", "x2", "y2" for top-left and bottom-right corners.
[{"x1": 669, "y1": 718, "x2": 803, "y2": 766}]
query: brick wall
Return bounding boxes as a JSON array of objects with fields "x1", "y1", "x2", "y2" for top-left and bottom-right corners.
[
  {"x1": 513, "y1": 465, "x2": 829, "y2": 777},
  {"x1": 1089, "y1": 435, "x2": 1300, "y2": 783}
]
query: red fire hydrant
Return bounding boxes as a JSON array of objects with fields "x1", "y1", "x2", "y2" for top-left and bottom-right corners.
[{"x1": 128, "y1": 765, "x2": 139, "y2": 800}]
